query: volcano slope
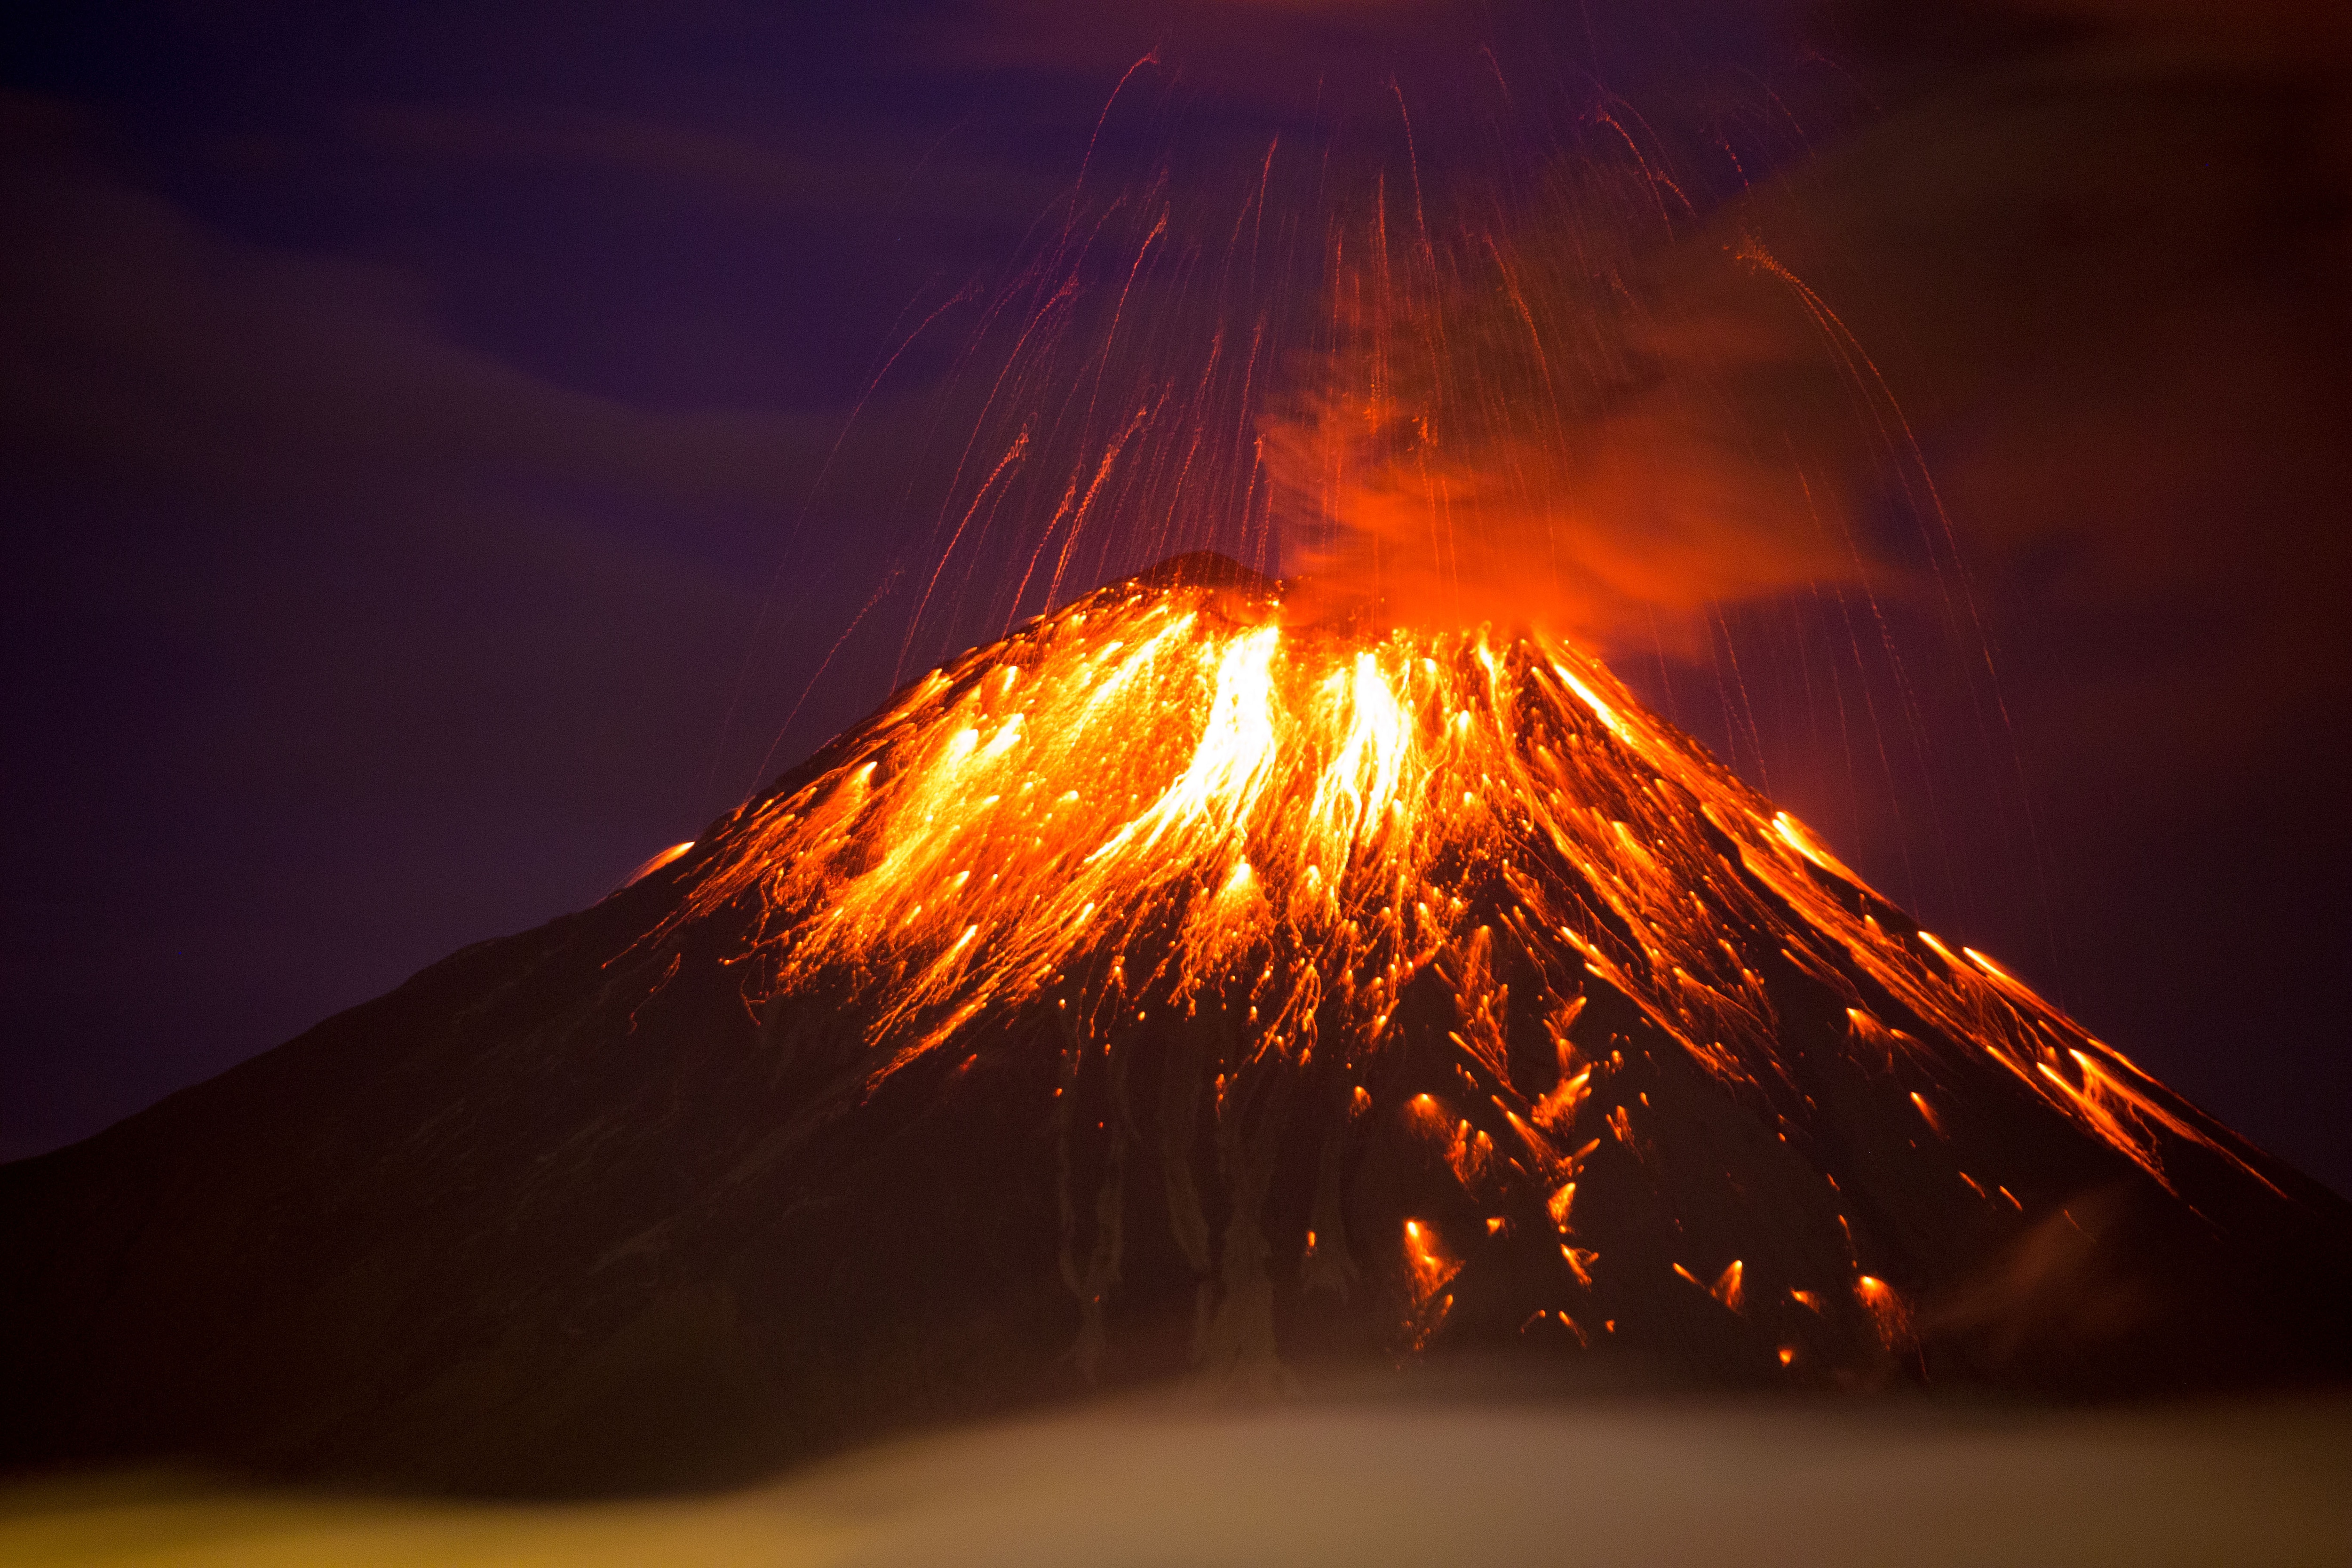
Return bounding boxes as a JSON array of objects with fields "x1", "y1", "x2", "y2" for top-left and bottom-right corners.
[{"x1": 4, "y1": 552, "x2": 2347, "y2": 1496}]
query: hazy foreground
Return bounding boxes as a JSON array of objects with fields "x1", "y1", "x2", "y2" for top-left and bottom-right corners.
[{"x1": 4, "y1": 1394, "x2": 2345, "y2": 1566}]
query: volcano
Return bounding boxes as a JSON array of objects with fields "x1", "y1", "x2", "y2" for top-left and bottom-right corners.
[{"x1": 5, "y1": 553, "x2": 2347, "y2": 1495}]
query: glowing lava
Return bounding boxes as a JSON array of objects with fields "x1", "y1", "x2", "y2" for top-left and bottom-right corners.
[
  {"x1": 9, "y1": 545, "x2": 2335, "y2": 1492},
  {"x1": 675, "y1": 559, "x2": 2262, "y2": 1211}
]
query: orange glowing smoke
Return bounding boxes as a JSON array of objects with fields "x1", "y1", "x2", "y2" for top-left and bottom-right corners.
[{"x1": 1256, "y1": 166, "x2": 1910, "y2": 653}]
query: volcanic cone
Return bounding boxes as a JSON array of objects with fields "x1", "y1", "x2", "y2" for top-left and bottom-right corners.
[{"x1": 4, "y1": 552, "x2": 2345, "y2": 1494}]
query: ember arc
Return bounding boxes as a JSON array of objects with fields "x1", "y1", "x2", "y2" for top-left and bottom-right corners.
[{"x1": 4, "y1": 553, "x2": 2345, "y2": 1493}]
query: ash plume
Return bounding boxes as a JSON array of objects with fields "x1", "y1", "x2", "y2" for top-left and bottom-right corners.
[
  {"x1": 1259, "y1": 190, "x2": 1892, "y2": 655},
  {"x1": 1262, "y1": 0, "x2": 2351, "y2": 676}
]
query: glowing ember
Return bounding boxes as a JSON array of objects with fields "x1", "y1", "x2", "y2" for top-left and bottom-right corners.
[
  {"x1": 1855, "y1": 1275, "x2": 1912, "y2": 1351},
  {"x1": 620, "y1": 839, "x2": 696, "y2": 890},
  {"x1": 1713, "y1": 1260, "x2": 1745, "y2": 1313}
]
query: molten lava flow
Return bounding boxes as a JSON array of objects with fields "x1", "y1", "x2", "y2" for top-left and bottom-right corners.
[{"x1": 675, "y1": 566, "x2": 2263, "y2": 1212}]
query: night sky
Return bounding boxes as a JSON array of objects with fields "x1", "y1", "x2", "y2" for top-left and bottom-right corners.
[{"x1": 4, "y1": 1, "x2": 2346, "y2": 1197}]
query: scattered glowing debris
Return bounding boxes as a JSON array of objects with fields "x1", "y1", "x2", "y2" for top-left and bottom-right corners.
[
  {"x1": 1447, "y1": 1120, "x2": 1497, "y2": 1186},
  {"x1": 1713, "y1": 1260, "x2": 1745, "y2": 1313},
  {"x1": 1910, "y1": 1091, "x2": 1945, "y2": 1137},
  {"x1": 1532, "y1": 1066, "x2": 1591, "y2": 1130},
  {"x1": 1406, "y1": 1093, "x2": 1450, "y2": 1142},
  {"x1": 1403, "y1": 1219, "x2": 1457, "y2": 1305},
  {"x1": 1855, "y1": 1275, "x2": 1911, "y2": 1349}
]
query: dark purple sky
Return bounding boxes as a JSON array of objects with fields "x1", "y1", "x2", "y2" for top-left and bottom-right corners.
[{"x1": 4, "y1": 1, "x2": 2346, "y2": 1195}]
